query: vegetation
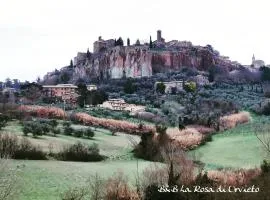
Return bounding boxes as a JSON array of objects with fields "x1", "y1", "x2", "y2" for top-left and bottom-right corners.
[
  {"x1": 56, "y1": 142, "x2": 104, "y2": 162},
  {"x1": 155, "y1": 82, "x2": 165, "y2": 94},
  {"x1": 71, "y1": 112, "x2": 155, "y2": 135},
  {"x1": 115, "y1": 37, "x2": 124, "y2": 46},
  {"x1": 123, "y1": 78, "x2": 137, "y2": 94},
  {"x1": 3, "y1": 69, "x2": 270, "y2": 199},
  {"x1": 20, "y1": 82, "x2": 42, "y2": 102},
  {"x1": 18, "y1": 105, "x2": 67, "y2": 119},
  {"x1": 149, "y1": 36, "x2": 153, "y2": 49},
  {"x1": 63, "y1": 121, "x2": 74, "y2": 135},
  {"x1": 76, "y1": 83, "x2": 108, "y2": 107},
  {"x1": 183, "y1": 81, "x2": 196, "y2": 93},
  {"x1": 0, "y1": 114, "x2": 9, "y2": 130},
  {"x1": 0, "y1": 159, "x2": 18, "y2": 200},
  {"x1": 0, "y1": 134, "x2": 46, "y2": 160},
  {"x1": 260, "y1": 66, "x2": 270, "y2": 81}
]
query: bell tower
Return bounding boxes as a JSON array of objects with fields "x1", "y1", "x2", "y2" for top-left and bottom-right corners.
[{"x1": 252, "y1": 54, "x2": 255, "y2": 64}]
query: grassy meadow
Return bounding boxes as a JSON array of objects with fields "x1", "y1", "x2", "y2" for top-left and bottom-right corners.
[
  {"x1": 11, "y1": 159, "x2": 153, "y2": 200},
  {"x1": 2, "y1": 112, "x2": 270, "y2": 199},
  {"x1": 2, "y1": 121, "x2": 156, "y2": 200},
  {"x1": 190, "y1": 113, "x2": 270, "y2": 169}
]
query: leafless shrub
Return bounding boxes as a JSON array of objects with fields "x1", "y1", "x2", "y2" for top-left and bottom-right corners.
[
  {"x1": 208, "y1": 168, "x2": 261, "y2": 186},
  {"x1": 161, "y1": 143, "x2": 196, "y2": 185},
  {"x1": 167, "y1": 127, "x2": 205, "y2": 150},
  {"x1": 72, "y1": 112, "x2": 155, "y2": 135},
  {"x1": 219, "y1": 111, "x2": 250, "y2": 131},
  {"x1": 104, "y1": 171, "x2": 140, "y2": 200},
  {"x1": 0, "y1": 134, "x2": 18, "y2": 158},
  {"x1": 60, "y1": 187, "x2": 87, "y2": 200},
  {"x1": 141, "y1": 163, "x2": 168, "y2": 189},
  {"x1": 88, "y1": 173, "x2": 105, "y2": 200}
]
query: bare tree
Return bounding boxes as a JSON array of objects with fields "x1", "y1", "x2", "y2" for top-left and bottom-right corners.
[
  {"x1": 254, "y1": 123, "x2": 270, "y2": 155},
  {"x1": 161, "y1": 143, "x2": 195, "y2": 185},
  {"x1": 88, "y1": 173, "x2": 105, "y2": 200},
  {"x1": 60, "y1": 187, "x2": 87, "y2": 200}
]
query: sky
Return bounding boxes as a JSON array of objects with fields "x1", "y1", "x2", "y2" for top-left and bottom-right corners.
[{"x1": 0, "y1": 0, "x2": 269, "y2": 82}]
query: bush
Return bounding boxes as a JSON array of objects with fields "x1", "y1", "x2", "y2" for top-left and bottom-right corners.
[
  {"x1": 49, "y1": 119, "x2": 58, "y2": 128},
  {"x1": 0, "y1": 134, "x2": 46, "y2": 160},
  {"x1": 14, "y1": 138, "x2": 46, "y2": 160},
  {"x1": 22, "y1": 120, "x2": 52, "y2": 137},
  {"x1": 0, "y1": 114, "x2": 9, "y2": 130},
  {"x1": 134, "y1": 131, "x2": 160, "y2": 161},
  {"x1": 156, "y1": 82, "x2": 166, "y2": 94},
  {"x1": 84, "y1": 128, "x2": 95, "y2": 138},
  {"x1": 219, "y1": 111, "x2": 251, "y2": 131},
  {"x1": 18, "y1": 105, "x2": 67, "y2": 119},
  {"x1": 72, "y1": 112, "x2": 155, "y2": 135},
  {"x1": 60, "y1": 187, "x2": 87, "y2": 200},
  {"x1": 183, "y1": 81, "x2": 196, "y2": 93},
  {"x1": 73, "y1": 129, "x2": 84, "y2": 138},
  {"x1": 253, "y1": 100, "x2": 270, "y2": 115},
  {"x1": 56, "y1": 142, "x2": 104, "y2": 162},
  {"x1": 124, "y1": 79, "x2": 137, "y2": 94},
  {"x1": 52, "y1": 128, "x2": 61, "y2": 136},
  {"x1": 63, "y1": 121, "x2": 73, "y2": 135},
  {"x1": 261, "y1": 160, "x2": 270, "y2": 173}
]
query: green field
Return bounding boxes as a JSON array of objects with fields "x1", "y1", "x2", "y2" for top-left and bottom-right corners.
[
  {"x1": 10, "y1": 159, "x2": 153, "y2": 200},
  {"x1": 189, "y1": 113, "x2": 270, "y2": 170},
  {"x1": 3, "y1": 113, "x2": 270, "y2": 199},
  {"x1": 3, "y1": 121, "x2": 140, "y2": 158},
  {"x1": 2, "y1": 121, "x2": 156, "y2": 200}
]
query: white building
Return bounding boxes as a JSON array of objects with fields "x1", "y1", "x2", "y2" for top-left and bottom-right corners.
[
  {"x1": 87, "y1": 85, "x2": 97, "y2": 91},
  {"x1": 252, "y1": 54, "x2": 265, "y2": 68},
  {"x1": 99, "y1": 98, "x2": 145, "y2": 113}
]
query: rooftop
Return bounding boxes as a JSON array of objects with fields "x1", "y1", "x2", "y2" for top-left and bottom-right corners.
[{"x1": 43, "y1": 84, "x2": 78, "y2": 88}]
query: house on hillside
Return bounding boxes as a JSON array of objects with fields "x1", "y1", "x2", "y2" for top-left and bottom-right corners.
[
  {"x1": 87, "y1": 84, "x2": 97, "y2": 91},
  {"x1": 42, "y1": 84, "x2": 78, "y2": 104},
  {"x1": 99, "y1": 99, "x2": 127, "y2": 111},
  {"x1": 99, "y1": 98, "x2": 145, "y2": 113}
]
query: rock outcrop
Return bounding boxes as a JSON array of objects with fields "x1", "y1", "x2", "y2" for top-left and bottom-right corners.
[{"x1": 43, "y1": 34, "x2": 241, "y2": 83}]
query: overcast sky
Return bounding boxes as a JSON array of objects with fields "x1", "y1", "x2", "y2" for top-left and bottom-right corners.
[{"x1": 0, "y1": 0, "x2": 269, "y2": 82}]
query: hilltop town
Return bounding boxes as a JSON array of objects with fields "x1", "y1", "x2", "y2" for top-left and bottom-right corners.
[{"x1": 43, "y1": 30, "x2": 244, "y2": 84}]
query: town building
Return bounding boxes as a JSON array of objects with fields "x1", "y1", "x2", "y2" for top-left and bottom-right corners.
[
  {"x1": 42, "y1": 84, "x2": 78, "y2": 104},
  {"x1": 86, "y1": 84, "x2": 97, "y2": 91},
  {"x1": 99, "y1": 98, "x2": 126, "y2": 111},
  {"x1": 1, "y1": 87, "x2": 17, "y2": 94},
  {"x1": 99, "y1": 98, "x2": 145, "y2": 113},
  {"x1": 93, "y1": 36, "x2": 115, "y2": 53},
  {"x1": 252, "y1": 54, "x2": 265, "y2": 68},
  {"x1": 191, "y1": 75, "x2": 210, "y2": 86}
]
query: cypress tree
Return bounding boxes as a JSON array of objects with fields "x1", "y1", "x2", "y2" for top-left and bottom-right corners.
[{"x1": 149, "y1": 36, "x2": 153, "y2": 48}]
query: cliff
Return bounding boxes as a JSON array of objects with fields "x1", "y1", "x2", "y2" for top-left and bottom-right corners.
[{"x1": 43, "y1": 37, "x2": 241, "y2": 84}]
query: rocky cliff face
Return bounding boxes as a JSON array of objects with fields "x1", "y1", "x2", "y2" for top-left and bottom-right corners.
[
  {"x1": 73, "y1": 46, "x2": 153, "y2": 80},
  {"x1": 43, "y1": 42, "x2": 240, "y2": 83}
]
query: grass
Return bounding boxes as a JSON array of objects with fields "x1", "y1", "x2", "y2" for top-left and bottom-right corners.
[
  {"x1": 1, "y1": 120, "x2": 155, "y2": 200},
  {"x1": 2, "y1": 121, "x2": 140, "y2": 158},
  {"x1": 12, "y1": 159, "x2": 154, "y2": 200},
  {"x1": 189, "y1": 113, "x2": 270, "y2": 170}
]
